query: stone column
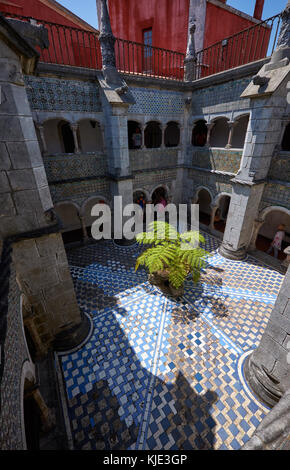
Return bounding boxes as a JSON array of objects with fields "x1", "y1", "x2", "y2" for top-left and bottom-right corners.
[
  {"x1": 140, "y1": 123, "x2": 145, "y2": 149},
  {"x1": 71, "y1": 123, "x2": 80, "y2": 154},
  {"x1": 244, "y1": 264, "x2": 290, "y2": 407},
  {"x1": 79, "y1": 214, "x2": 89, "y2": 242},
  {"x1": 0, "y1": 29, "x2": 89, "y2": 355},
  {"x1": 35, "y1": 123, "x2": 47, "y2": 155},
  {"x1": 161, "y1": 123, "x2": 166, "y2": 149},
  {"x1": 219, "y1": 3, "x2": 290, "y2": 260},
  {"x1": 225, "y1": 121, "x2": 237, "y2": 149},
  {"x1": 206, "y1": 122, "x2": 214, "y2": 147}
]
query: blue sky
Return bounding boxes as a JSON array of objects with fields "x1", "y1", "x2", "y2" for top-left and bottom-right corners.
[{"x1": 57, "y1": 0, "x2": 287, "y2": 30}]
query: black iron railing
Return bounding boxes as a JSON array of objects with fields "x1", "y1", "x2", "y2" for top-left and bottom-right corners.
[
  {"x1": 194, "y1": 13, "x2": 282, "y2": 79},
  {"x1": 0, "y1": 10, "x2": 284, "y2": 81},
  {"x1": 114, "y1": 37, "x2": 185, "y2": 80}
]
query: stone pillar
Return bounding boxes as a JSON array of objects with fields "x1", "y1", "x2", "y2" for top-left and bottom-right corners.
[
  {"x1": 71, "y1": 123, "x2": 80, "y2": 154},
  {"x1": 206, "y1": 122, "x2": 214, "y2": 147},
  {"x1": 225, "y1": 121, "x2": 237, "y2": 149},
  {"x1": 161, "y1": 123, "x2": 166, "y2": 149},
  {"x1": 0, "y1": 24, "x2": 89, "y2": 354},
  {"x1": 219, "y1": 3, "x2": 290, "y2": 260},
  {"x1": 140, "y1": 123, "x2": 145, "y2": 149},
  {"x1": 244, "y1": 264, "x2": 290, "y2": 407},
  {"x1": 79, "y1": 214, "x2": 89, "y2": 242},
  {"x1": 35, "y1": 123, "x2": 47, "y2": 155}
]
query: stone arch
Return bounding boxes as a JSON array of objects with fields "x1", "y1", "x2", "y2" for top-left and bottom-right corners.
[
  {"x1": 81, "y1": 195, "x2": 110, "y2": 238},
  {"x1": 209, "y1": 117, "x2": 230, "y2": 148},
  {"x1": 192, "y1": 119, "x2": 208, "y2": 147},
  {"x1": 20, "y1": 361, "x2": 37, "y2": 449},
  {"x1": 231, "y1": 114, "x2": 250, "y2": 149},
  {"x1": 54, "y1": 201, "x2": 82, "y2": 244},
  {"x1": 150, "y1": 184, "x2": 170, "y2": 204},
  {"x1": 164, "y1": 121, "x2": 180, "y2": 147},
  {"x1": 128, "y1": 120, "x2": 142, "y2": 149},
  {"x1": 133, "y1": 188, "x2": 150, "y2": 204},
  {"x1": 144, "y1": 121, "x2": 162, "y2": 148},
  {"x1": 43, "y1": 118, "x2": 75, "y2": 154},
  {"x1": 77, "y1": 118, "x2": 103, "y2": 152},
  {"x1": 194, "y1": 186, "x2": 213, "y2": 227},
  {"x1": 212, "y1": 192, "x2": 231, "y2": 233},
  {"x1": 252, "y1": 206, "x2": 290, "y2": 259}
]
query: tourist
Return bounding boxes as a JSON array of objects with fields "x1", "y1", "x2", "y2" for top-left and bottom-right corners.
[{"x1": 266, "y1": 224, "x2": 286, "y2": 259}]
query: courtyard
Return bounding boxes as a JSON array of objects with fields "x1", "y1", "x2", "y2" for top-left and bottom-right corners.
[{"x1": 57, "y1": 232, "x2": 284, "y2": 450}]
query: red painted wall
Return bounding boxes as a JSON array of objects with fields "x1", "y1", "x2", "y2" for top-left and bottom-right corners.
[
  {"x1": 108, "y1": 0, "x2": 190, "y2": 54},
  {"x1": 204, "y1": 2, "x2": 260, "y2": 48}
]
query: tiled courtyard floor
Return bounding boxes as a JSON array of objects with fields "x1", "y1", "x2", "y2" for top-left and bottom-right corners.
[{"x1": 57, "y1": 232, "x2": 284, "y2": 450}]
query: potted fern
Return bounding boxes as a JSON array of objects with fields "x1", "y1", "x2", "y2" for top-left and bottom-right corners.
[{"x1": 135, "y1": 221, "x2": 209, "y2": 298}]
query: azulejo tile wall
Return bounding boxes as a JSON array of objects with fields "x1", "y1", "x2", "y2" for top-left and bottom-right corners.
[
  {"x1": 24, "y1": 76, "x2": 102, "y2": 112},
  {"x1": 192, "y1": 148, "x2": 242, "y2": 174},
  {"x1": 133, "y1": 169, "x2": 177, "y2": 191},
  {"x1": 260, "y1": 183, "x2": 290, "y2": 211},
  {"x1": 130, "y1": 148, "x2": 178, "y2": 173},
  {"x1": 44, "y1": 153, "x2": 108, "y2": 183},
  {"x1": 268, "y1": 153, "x2": 290, "y2": 183},
  {"x1": 128, "y1": 87, "x2": 185, "y2": 115},
  {"x1": 49, "y1": 179, "x2": 111, "y2": 206},
  {"x1": 191, "y1": 77, "x2": 252, "y2": 114},
  {"x1": 188, "y1": 170, "x2": 233, "y2": 199}
]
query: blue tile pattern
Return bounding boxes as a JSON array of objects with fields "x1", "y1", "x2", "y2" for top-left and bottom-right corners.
[
  {"x1": 24, "y1": 76, "x2": 102, "y2": 112},
  {"x1": 128, "y1": 87, "x2": 184, "y2": 115},
  {"x1": 58, "y1": 233, "x2": 284, "y2": 450}
]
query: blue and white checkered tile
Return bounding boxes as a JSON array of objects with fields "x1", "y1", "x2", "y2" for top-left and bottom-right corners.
[{"x1": 58, "y1": 235, "x2": 284, "y2": 450}]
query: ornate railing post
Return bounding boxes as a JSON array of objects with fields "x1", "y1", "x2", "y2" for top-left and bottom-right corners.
[
  {"x1": 184, "y1": 22, "x2": 197, "y2": 82},
  {"x1": 97, "y1": 0, "x2": 123, "y2": 87}
]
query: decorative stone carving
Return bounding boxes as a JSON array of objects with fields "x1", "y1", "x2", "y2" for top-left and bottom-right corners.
[
  {"x1": 184, "y1": 22, "x2": 197, "y2": 82},
  {"x1": 98, "y1": 0, "x2": 124, "y2": 87},
  {"x1": 267, "y1": 1, "x2": 290, "y2": 67},
  {"x1": 6, "y1": 18, "x2": 49, "y2": 50}
]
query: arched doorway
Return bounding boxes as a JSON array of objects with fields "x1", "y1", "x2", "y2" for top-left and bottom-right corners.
[
  {"x1": 81, "y1": 196, "x2": 109, "y2": 239},
  {"x1": 43, "y1": 119, "x2": 75, "y2": 154},
  {"x1": 144, "y1": 121, "x2": 162, "y2": 148},
  {"x1": 128, "y1": 121, "x2": 142, "y2": 149},
  {"x1": 196, "y1": 188, "x2": 212, "y2": 226},
  {"x1": 151, "y1": 186, "x2": 168, "y2": 206},
  {"x1": 214, "y1": 195, "x2": 231, "y2": 233},
  {"x1": 54, "y1": 202, "x2": 82, "y2": 244},
  {"x1": 164, "y1": 122, "x2": 180, "y2": 147},
  {"x1": 192, "y1": 120, "x2": 208, "y2": 147},
  {"x1": 255, "y1": 208, "x2": 290, "y2": 260},
  {"x1": 209, "y1": 118, "x2": 230, "y2": 148}
]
